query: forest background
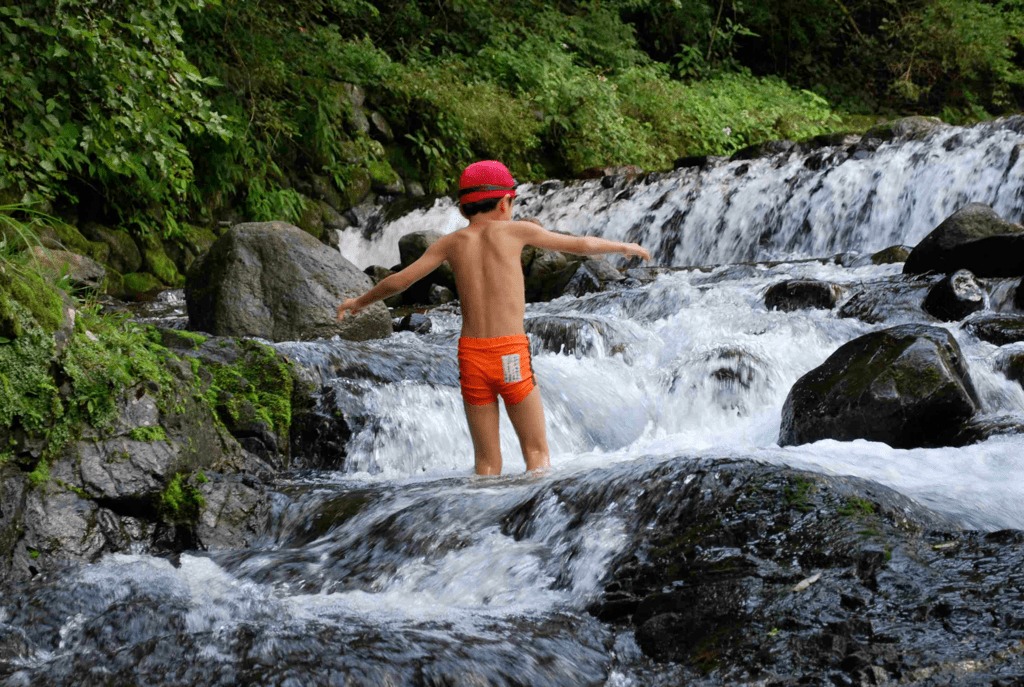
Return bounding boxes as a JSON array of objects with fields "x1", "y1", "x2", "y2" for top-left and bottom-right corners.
[{"x1": 1, "y1": 0, "x2": 1023, "y2": 251}]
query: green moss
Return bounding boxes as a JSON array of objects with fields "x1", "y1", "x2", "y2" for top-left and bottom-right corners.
[
  {"x1": 121, "y1": 272, "x2": 163, "y2": 298},
  {"x1": 57, "y1": 480, "x2": 90, "y2": 499},
  {"x1": 128, "y1": 425, "x2": 168, "y2": 442},
  {"x1": 838, "y1": 497, "x2": 877, "y2": 518},
  {"x1": 207, "y1": 339, "x2": 293, "y2": 437},
  {"x1": 160, "y1": 472, "x2": 206, "y2": 523},
  {"x1": 1, "y1": 264, "x2": 65, "y2": 334},
  {"x1": 28, "y1": 548, "x2": 40, "y2": 560},
  {"x1": 367, "y1": 160, "x2": 400, "y2": 186},
  {"x1": 27, "y1": 458, "x2": 49, "y2": 487},
  {"x1": 137, "y1": 232, "x2": 184, "y2": 287},
  {"x1": 784, "y1": 476, "x2": 817, "y2": 513}
]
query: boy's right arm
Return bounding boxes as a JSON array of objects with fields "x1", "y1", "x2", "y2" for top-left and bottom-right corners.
[
  {"x1": 515, "y1": 221, "x2": 652, "y2": 261},
  {"x1": 337, "y1": 240, "x2": 448, "y2": 319}
]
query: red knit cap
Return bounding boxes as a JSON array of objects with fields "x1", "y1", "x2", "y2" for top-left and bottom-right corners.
[{"x1": 458, "y1": 160, "x2": 517, "y2": 205}]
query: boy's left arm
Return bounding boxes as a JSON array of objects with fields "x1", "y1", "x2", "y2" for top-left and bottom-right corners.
[{"x1": 337, "y1": 240, "x2": 448, "y2": 319}]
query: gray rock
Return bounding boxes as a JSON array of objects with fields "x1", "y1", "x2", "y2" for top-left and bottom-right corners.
[
  {"x1": 77, "y1": 437, "x2": 175, "y2": 499},
  {"x1": 28, "y1": 247, "x2": 106, "y2": 289},
  {"x1": 428, "y1": 284, "x2": 455, "y2": 305},
  {"x1": 922, "y1": 269, "x2": 986, "y2": 321},
  {"x1": 396, "y1": 312, "x2": 432, "y2": 334},
  {"x1": 185, "y1": 222, "x2": 391, "y2": 341},
  {"x1": 870, "y1": 244, "x2": 912, "y2": 265},
  {"x1": 904, "y1": 203, "x2": 1024, "y2": 277},
  {"x1": 780, "y1": 324, "x2": 979, "y2": 448},
  {"x1": 196, "y1": 476, "x2": 268, "y2": 550},
  {"x1": 865, "y1": 115, "x2": 946, "y2": 142},
  {"x1": 369, "y1": 111, "x2": 393, "y2": 141},
  {"x1": 765, "y1": 279, "x2": 842, "y2": 312},
  {"x1": 398, "y1": 230, "x2": 456, "y2": 303},
  {"x1": 406, "y1": 181, "x2": 426, "y2": 198},
  {"x1": 562, "y1": 258, "x2": 624, "y2": 298}
]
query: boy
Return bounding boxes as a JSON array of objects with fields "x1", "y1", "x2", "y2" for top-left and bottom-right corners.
[{"x1": 337, "y1": 160, "x2": 651, "y2": 475}]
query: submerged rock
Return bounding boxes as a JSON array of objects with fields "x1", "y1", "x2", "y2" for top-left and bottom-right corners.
[
  {"x1": 185, "y1": 221, "x2": 391, "y2": 342},
  {"x1": 922, "y1": 269, "x2": 986, "y2": 321},
  {"x1": 779, "y1": 324, "x2": 979, "y2": 448},
  {"x1": 764, "y1": 279, "x2": 842, "y2": 312},
  {"x1": 904, "y1": 203, "x2": 1024, "y2": 277}
]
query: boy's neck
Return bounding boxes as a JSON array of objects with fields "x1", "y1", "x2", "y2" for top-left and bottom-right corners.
[{"x1": 467, "y1": 208, "x2": 512, "y2": 225}]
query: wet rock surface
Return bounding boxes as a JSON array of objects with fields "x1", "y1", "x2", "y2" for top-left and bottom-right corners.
[
  {"x1": 583, "y1": 458, "x2": 1024, "y2": 686},
  {"x1": 904, "y1": 203, "x2": 1024, "y2": 277},
  {"x1": 963, "y1": 313, "x2": 1024, "y2": 346},
  {"x1": 922, "y1": 269, "x2": 986, "y2": 321},
  {"x1": 780, "y1": 324, "x2": 979, "y2": 448},
  {"x1": 764, "y1": 278, "x2": 842, "y2": 312}
]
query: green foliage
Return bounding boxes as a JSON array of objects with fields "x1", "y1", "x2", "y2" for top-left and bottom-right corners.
[
  {"x1": 882, "y1": 0, "x2": 1024, "y2": 117},
  {"x1": 128, "y1": 425, "x2": 168, "y2": 442},
  {"x1": 160, "y1": 472, "x2": 205, "y2": 523},
  {"x1": 0, "y1": 1, "x2": 228, "y2": 222}
]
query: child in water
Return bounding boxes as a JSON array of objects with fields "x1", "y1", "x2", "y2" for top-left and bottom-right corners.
[{"x1": 337, "y1": 160, "x2": 651, "y2": 475}]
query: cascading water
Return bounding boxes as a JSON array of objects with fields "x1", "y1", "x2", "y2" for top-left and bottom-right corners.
[{"x1": 4, "y1": 118, "x2": 1024, "y2": 686}]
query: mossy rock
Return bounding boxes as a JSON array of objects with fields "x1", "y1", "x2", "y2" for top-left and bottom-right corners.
[
  {"x1": 80, "y1": 223, "x2": 142, "y2": 275},
  {"x1": 122, "y1": 272, "x2": 163, "y2": 299},
  {"x1": 341, "y1": 167, "x2": 372, "y2": 208},
  {"x1": 368, "y1": 160, "x2": 404, "y2": 195},
  {"x1": 0, "y1": 263, "x2": 66, "y2": 336},
  {"x1": 295, "y1": 193, "x2": 325, "y2": 241},
  {"x1": 31, "y1": 222, "x2": 110, "y2": 264},
  {"x1": 136, "y1": 232, "x2": 184, "y2": 287}
]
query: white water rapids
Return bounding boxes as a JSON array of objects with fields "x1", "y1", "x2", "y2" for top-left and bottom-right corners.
[{"x1": 4, "y1": 117, "x2": 1024, "y2": 687}]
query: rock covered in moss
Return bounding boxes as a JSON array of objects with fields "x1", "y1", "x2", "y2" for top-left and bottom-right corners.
[
  {"x1": 185, "y1": 221, "x2": 391, "y2": 342},
  {"x1": 80, "y1": 223, "x2": 142, "y2": 275},
  {"x1": 780, "y1": 324, "x2": 979, "y2": 448},
  {"x1": 904, "y1": 203, "x2": 1024, "y2": 277}
]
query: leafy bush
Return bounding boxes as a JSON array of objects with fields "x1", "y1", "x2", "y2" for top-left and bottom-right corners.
[{"x1": 0, "y1": 1, "x2": 227, "y2": 228}]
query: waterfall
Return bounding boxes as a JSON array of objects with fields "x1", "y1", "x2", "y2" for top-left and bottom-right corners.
[{"x1": 339, "y1": 117, "x2": 1024, "y2": 269}]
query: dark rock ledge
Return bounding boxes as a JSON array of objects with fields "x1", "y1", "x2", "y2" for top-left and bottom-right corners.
[{"x1": 564, "y1": 457, "x2": 1024, "y2": 686}]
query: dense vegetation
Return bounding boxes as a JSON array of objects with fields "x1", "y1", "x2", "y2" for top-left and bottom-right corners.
[{"x1": 1, "y1": 0, "x2": 1022, "y2": 243}]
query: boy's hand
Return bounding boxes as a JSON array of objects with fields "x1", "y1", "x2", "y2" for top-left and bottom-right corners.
[
  {"x1": 622, "y1": 243, "x2": 652, "y2": 261},
  {"x1": 337, "y1": 298, "x2": 363, "y2": 321}
]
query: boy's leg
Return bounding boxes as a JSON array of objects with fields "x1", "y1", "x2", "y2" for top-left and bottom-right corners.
[
  {"x1": 463, "y1": 401, "x2": 502, "y2": 475},
  {"x1": 505, "y1": 387, "x2": 550, "y2": 472}
]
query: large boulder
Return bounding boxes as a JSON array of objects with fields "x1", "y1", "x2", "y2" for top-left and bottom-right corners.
[
  {"x1": 779, "y1": 324, "x2": 979, "y2": 448},
  {"x1": 185, "y1": 222, "x2": 391, "y2": 342},
  {"x1": 904, "y1": 203, "x2": 1024, "y2": 277}
]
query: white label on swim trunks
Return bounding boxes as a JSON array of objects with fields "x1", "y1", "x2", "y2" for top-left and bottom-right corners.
[{"x1": 501, "y1": 354, "x2": 522, "y2": 384}]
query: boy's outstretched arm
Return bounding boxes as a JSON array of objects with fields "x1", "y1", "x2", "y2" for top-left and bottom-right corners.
[
  {"x1": 337, "y1": 241, "x2": 448, "y2": 319},
  {"x1": 514, "y1": 221, "x2": 652, "y2": 261}
]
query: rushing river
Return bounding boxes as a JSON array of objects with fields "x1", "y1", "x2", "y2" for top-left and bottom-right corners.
[{"x1": 3, "y1": 117, "x2": 1024, "y2": 686}]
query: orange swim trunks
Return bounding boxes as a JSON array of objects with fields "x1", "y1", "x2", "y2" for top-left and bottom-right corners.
[{"x1": 457, "y1": 334, "x2": 536, "y2": 406}]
